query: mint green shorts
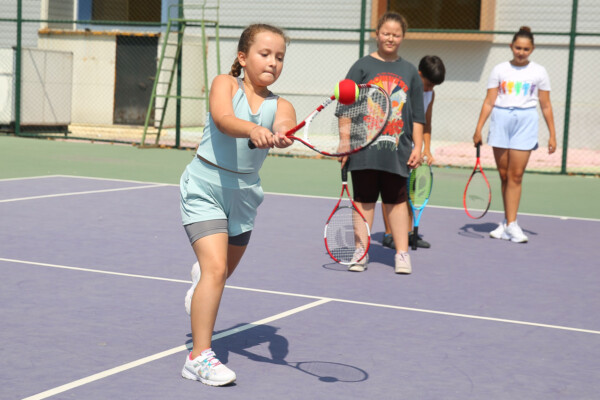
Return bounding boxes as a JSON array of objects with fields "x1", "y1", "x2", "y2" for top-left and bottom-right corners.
[{"x1": 180, "y1": 157, "x2": 264, "y2": 237}]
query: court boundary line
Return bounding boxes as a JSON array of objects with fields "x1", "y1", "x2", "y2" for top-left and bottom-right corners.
[
  {"x1": 0, "y1": 183, "x2": 169, "y2": 203},
  {"x1": 21, "y1": 299, "x2": 331, "y2": 400},
  {"x1": 0, "y1": 175, "x2": 67, "y2": 182},
  {"x1": 5, "y1": 256, "x2": 600, "y2": 397},
  {"x1": 3, "y1": 257, "x2": 599, "y2": 336},
  {"x1": 1, "y1": 174, "x2": 597, "y2": 222}
]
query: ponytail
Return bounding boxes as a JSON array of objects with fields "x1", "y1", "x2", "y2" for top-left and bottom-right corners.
[{"x1": 230, "y1": 59, "x2": 242, "y2": 77}]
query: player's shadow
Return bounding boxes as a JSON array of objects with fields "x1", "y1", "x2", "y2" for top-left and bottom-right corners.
[
  {"x1": 185, "y1": 324, "x2": 368, "y2": 383},
  {"x1": 459, "y1": 222, "x2": 538, "y2": 239},
  {"x1": 458, "y1": 222, "x2": 498, "y2": 239}
]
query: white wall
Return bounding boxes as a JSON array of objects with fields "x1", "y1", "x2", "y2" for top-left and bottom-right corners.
[
  {"x1": 0, "y1": 47, "x2": 72, "y2": 126},
  {"x1": 38, "y1": 34, "x2": 116, "y2": 124},
  {"x1": 0, "y1": 49, "x2": 15, "y2": 124},
  {"x1": 20, "y1": 47, "x2": 73, "y2": 125},
  {"x1": 0, "y1": 0, "x2": 43, "y2": 49}
]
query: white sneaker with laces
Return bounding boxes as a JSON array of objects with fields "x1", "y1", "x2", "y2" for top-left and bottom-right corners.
[
  {"x1": 490, "y1": 220, "x2": 507, "y2": 239},
  {"x1": 182, "y1": 350, "x2": 236, "y2": 386},
  {"x1": 395, "y1": 252, "x2": 412, "y2": 274},
  {"x1": 502, "y1": 221, "x2": 528, "y2": 243},
  {"x1": 348, "y1": 248, "x2": 368, "y2": 272},
  {"x1": 184, "y1": 262, "x2": 201, "y2": 316}
]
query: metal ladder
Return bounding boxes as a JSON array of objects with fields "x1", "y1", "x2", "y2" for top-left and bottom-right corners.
[{"x1": 141, "y1": 2, "x2": 220, "y2": 147}]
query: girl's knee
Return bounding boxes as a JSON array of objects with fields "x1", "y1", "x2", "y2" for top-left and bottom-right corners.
[
  {"x1": 507, "y1": 169, "x2": 525, "y2": 185},
  {"x1": 202, "y1": 264, "x2": 228, "y2": 283}
]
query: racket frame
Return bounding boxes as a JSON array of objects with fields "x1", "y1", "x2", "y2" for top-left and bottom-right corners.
[
  {"x1": 249, "y1": 83, "x2": 391, "y2": 157},
  {"x1": 408, "y1": 163, "x2": 433, "y2": 250},
  {"x1": 463, "y1": 143, "x2": 492, "y2": 219},
  {"x1": 324, "y1": 165, "x2": 371, "y2": 265}
]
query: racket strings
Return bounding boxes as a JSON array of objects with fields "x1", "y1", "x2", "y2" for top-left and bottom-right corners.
[
  {"x1": 465, "y1": 173, "x2": 490, "y2": 216},
  {"x1": 409, "y1": 166, "x2": 432, "y2": 207},
  {"x1": 337, "y1": 87, "x2": 390, "y2": 152},
  {"x1": 305, "y1": 86, "x2": 390, "y2": 155},
  {"x1": 325, "y1": 206, "x2": 370, "y2": 264}
]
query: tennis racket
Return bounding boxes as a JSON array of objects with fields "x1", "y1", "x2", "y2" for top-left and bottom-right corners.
[
  {"x1": 324, "y1": 164, "x2": 370, "y2": 265},
  {"x1": 408, "y1": 159, "x2": 433, "y2": 250},
  {"x1": 248, "y1": 83, "x2": 391, "y2": 157},
  {"x1": 463, "y1": 143, "x2": 492, "y2": 219}
]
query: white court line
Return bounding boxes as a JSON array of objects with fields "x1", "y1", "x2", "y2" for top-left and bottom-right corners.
[
  {"x1": 4, "y1": 257, "x2": 600, "y2": 398},
  {"x1": 0, "y1": 174, "x2": 173, "y2": 186},
  {"x1": 226, "y1": 284, "x2": 600, "y2": 335},
  {"x1": 51, "y1": 174, "x2": 174, "y2": 186},
  {"x1": 2, "y1": 174, "x2": 597, "y2": 221},
  {"x1": 0, "y1": 175, "x2": 65, "y2": 182},
  {"x1": 21, "y1": 299, "x2": 331, "y2": 400},
  {"x1": 3, "y1": 257, "x2": 599, "y2": 336},
  {"x1": 0, "y1": 183, "x2": 168, "y2": 203}
]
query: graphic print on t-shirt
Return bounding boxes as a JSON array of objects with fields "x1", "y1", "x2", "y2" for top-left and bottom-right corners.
[
  {"x1": 370, "y1": 73, "x2": 408, "y2": 150},
  {"x1": 499, "y1": 80, "x2": 536, "y2": 96}
]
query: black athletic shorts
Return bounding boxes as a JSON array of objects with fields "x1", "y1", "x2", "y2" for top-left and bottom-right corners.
[{"x1": 350, "y1": 169, "x2": 407, "y2": 204}]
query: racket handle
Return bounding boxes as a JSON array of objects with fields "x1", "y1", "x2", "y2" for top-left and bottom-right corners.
[
  {"x1": 476, "y1": 143, "x2": 481, "y2": 158},
  {"x1": 248, "y1": 139, "x2": 256, "y2": 149},
  {"x1": 411, "y1": 226, "x2": 419, "y2": 250},
  {"x1": 341, "y1": 163, "x2": 349, "y2": 182}
]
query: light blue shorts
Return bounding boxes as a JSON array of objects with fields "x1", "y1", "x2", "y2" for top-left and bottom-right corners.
[
  {"x1": 180, "y1": 156, "x2": 264, "y2": 237},
  {"x1": 488, "y1": 107, "x2": 539, "y2": 151}
]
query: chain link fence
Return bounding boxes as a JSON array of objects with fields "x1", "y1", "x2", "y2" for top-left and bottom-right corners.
[{"x1": 1, "y1": 0, "x2": 598, "y2": 175}]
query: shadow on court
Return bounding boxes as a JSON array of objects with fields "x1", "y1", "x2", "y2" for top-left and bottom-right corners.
[
  {"x1": 458, "y1": 222, "x2": 538, "y2": 239},
  {"x1": 185, "y1": 324, "x2": 368, "y2": 384}
]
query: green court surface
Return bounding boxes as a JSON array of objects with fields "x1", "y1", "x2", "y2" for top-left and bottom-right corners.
[{"x1": 1, "y1": 135, "x2": 598, "y2": 219}]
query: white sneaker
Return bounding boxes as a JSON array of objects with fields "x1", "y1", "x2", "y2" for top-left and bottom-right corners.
[
  {"x1": 348, "y1": 248, "x2": 368, "y2": 272},
  {"x1": 184, "y1": 262, "x2": 201, "y2": 316},
  {"x1": 490, "y1": 220, "x2": 506, "y2": 239},
  {"x1": 182, "y1": 350, "x2": 236, "y2": 386},
  {"x1": 395, "y1": 252, "x2": 412, "y2": 274},
  {"x1": 502, "y1": 221, "x2": 528, "y2": 243}
]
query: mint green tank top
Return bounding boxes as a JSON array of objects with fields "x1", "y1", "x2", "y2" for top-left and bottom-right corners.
[{"x1": 196, "y1": 77, "x2": 279, "y2": 174}]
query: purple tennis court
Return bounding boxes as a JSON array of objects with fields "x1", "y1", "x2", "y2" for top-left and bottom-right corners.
[{"x1": 2, "y1": 175, "x2": 599, "y2": 399}]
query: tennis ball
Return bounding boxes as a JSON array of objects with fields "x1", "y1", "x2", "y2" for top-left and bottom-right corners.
[{"x1": 334, "y1": 79, "x2": 359, "y2": 105}]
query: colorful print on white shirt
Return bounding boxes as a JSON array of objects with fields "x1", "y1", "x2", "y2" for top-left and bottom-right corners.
[{"x1": 487, "y1": 61, "x2": 551, "y2": 109}]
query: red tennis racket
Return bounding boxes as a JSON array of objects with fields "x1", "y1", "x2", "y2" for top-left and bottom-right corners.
[
  {"x1": 463, "y1": 143, "x2": 492, "y2": 219},
  {"x1": 324, "y1": 164, "x2": 370, "y2": 265},
  {"x1": 249, "y1": 83, "x2": 391, "y2": 157}
]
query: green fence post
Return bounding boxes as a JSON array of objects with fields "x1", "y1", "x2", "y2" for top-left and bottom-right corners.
[
  {"x1": 561, "y1": 0, "x2": 578, "y2": 174},
  {"x1": 175, "y1": 4, "x2": 184, "y2": 148},
  {"x1": 14, "y1": 0, "x2": 22, "y2": 136},
  {"x1": 359, "y1": 0, "x2": 366, "y2": 58}
]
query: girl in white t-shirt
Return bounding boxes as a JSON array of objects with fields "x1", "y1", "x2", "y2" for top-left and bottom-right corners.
[{"x1": 473, "y1": 26, "x2": 557, "y2": 243}]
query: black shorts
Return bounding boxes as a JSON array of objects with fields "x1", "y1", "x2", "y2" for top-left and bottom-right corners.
[{"x1": 351, "y1": 169, "x2": 407, "y2": 204}]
